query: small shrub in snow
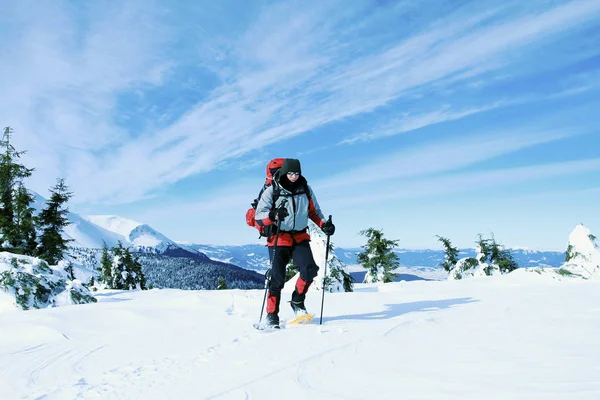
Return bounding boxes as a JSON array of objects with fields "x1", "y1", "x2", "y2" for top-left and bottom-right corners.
[
  {"x1": 557, "y1": 268, "x2": 574, "y2": 277},
  {"x1": 0, "y1": 254, "x2": 96, "y2": 310}
]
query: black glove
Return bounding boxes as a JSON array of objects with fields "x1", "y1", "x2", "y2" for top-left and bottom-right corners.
[
  {"x1": 269, "y1": 206, "x2": 289, "y2": 222},
  {"x1": 263, "y1": 224, "x2": 279, "y2": 238},
  {"x1": 322, "y1": 220, "x2": 335, "y2": 236}
]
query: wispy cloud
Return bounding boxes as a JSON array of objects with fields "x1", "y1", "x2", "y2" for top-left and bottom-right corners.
[
  {"x1": 323, "y1": 158, "x2": 600, "y2": 209},
  {"x1": 3, "y1": 0, "x2": 600, "y2": 204},
  {"x1": 317, "y1": 128, "x2": 582, "y2": 191},
  {"x1": 339, "y1": 102, "x2": 506, "y2": 145}
]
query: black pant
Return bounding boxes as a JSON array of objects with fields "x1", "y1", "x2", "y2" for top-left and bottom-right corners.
[{"x1": 267, "y1": 240, "x2": 319, "y2": 296}]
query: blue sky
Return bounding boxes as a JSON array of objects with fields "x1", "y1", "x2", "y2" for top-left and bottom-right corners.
[{"x1": 1, "y1": 0, "x2": 599, "y2": 251}]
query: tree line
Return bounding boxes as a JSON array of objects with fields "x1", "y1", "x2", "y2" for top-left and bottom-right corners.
[
  {"x1": 356, "y1": 228, "x2": 519, "y2": 282},
  {"x1": 0, "y1": 126, "x2": 148, "y2": 291},
  {"x1": 0, "y1": 126, "x2": 72, "y2": 264}
]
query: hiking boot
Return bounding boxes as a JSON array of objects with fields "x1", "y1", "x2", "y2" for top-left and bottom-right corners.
[
  {"x1": 265, "y1": 313, "x2": 280, "y2": 328},
  {"x1": 290, "y1": 300, "x2": 308, "y2": 316}
]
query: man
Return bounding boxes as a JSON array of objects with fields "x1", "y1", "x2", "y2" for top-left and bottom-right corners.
[{"x1": 254, "y1": 158, "x2": 335, "y2": 327}]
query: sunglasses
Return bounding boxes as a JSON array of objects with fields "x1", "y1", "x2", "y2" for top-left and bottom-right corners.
[{"x1": 286, "y1": 172, "x2": 300, "y2": 176}]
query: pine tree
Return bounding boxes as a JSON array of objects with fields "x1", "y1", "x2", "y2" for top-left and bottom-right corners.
[
  {"x1": 109, "y1": 242, "x2": 127, "y2": 289},
  {"x1": 37, "y1": 178, "x2": 73, "y2": 265},
  {"x1": 123, "y1": 247, "x2": 146, "y2": 290},
  {"x1": 217, "y1": 277, "x2": 227, "y2": 290},
  {"x1": 98, "y1": 242, "x2": 113, "y2": 285},
  {"x1": 0, "y1": 127, "x2": 35, "y2": 250},
  {"x1": 488, "y1": 234, "x2": 518, "y2": 274},
  {"x1": 322, "y1": 241, "x2": 354, "y2": 292},
  {"x1": 13, "y1": 183, "x2": 38, "y2": 255},
  {"x1": 437, "y1": 235, "x2": 459, "y2": 272},
  {"x1": 475, "y1": 234, "x2": 492, "y2": 263},
  {"x1": 358, "y1": 228, "x2": 400, "y2": 283},
  {"x1": 102, "y1": 242, "x2": 147, "y2": 290}
]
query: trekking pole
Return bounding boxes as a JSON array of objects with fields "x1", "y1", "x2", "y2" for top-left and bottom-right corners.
[
  {"x1": 258, "y1": 268, "x2": 271, "y2": 324},
  {"x1": 319, "y1": 215, "x2": 332, "y2": 325},
  {"x1": 257, "y1": 199, "x2": 287, "y2": 323}
]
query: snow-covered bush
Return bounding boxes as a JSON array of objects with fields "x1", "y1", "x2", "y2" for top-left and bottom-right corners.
[
  {"x1": 559, "y1": 224, "x2": 600, "y2": 279},
  {"x1": 285, "y1": 221, "x2": 353, "y2": 292},
  {"x1": 447, "y1": 234, "x2": 518, "y2": 280},
  {"x1": 0, "y1": 252, "x2": 96, "y2": 311}
]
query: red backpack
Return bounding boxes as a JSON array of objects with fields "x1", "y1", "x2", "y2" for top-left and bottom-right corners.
[{"x1": 245, "y1": 158, "x2": 285, "y2": 237}]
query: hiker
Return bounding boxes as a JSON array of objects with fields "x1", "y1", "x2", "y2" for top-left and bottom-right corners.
[{"x1": 254, "y1": 158, "x2": 335, "y2": 327}]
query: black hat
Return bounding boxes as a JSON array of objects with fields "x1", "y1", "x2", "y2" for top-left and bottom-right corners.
[{"x1": 280, "y1": 158, "x2": 301, "y2": 175}]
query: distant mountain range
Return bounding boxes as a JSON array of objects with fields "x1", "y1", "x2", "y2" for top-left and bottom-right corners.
[
  {"x1": 184, "y1": 244, "x2": 565, "y2": 272},
  {"x1": 30, "y1": 192, "x2": 566, "y2": 284}
]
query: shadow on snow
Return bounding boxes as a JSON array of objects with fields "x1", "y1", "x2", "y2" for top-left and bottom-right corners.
[{"x1": 324, "y1": 297, "x2": 478, "y2": 323}]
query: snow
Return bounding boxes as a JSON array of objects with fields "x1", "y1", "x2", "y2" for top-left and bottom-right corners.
[
  {"x1": 2, "y1": 274, "x2": 600, "y2": 399},
  {"x1": 64, "y1": 213, "x2": 127, "y2": 248},
  {"x1": 561, "y1": 224, "x2": 600, "y2": 278},
  {"x1": 84, "y1": 215, "x2": 143, "y2": 239}
]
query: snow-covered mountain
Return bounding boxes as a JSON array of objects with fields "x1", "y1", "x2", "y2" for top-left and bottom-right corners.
[{"x1": 83, "y1": 215, "x2": 176, "y2": 251}]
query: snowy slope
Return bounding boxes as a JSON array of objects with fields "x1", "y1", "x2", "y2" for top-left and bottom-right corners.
[
  {"x1": 31, "y1": 192, "x2": 123, "y2": 248},
  {"x1": 83, "y1": 215, "x2": 175, "y2": 249},
  {"x1": 63, "y1": 213, "x2": 126, "y2": 248},
  {"x1": 1, "y1": 275, "x2": 599, "y2": 399}
]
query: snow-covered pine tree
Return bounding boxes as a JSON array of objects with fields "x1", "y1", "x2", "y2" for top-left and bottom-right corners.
[
  {"x1": 301, "y1": 220, "x2": 352, "y2": 292},
  {"x1": 122, "y1": 247, "x2": 146, "y2": 290},
  {"x1": 0, "y1": 127, "x2": 35, "y2": 252},
  {"x1": 103, "y1": 242, "x2": 147, "y2": 290},
  {"x1": 475, "y1": 234, "x2": 492, "y2": 263},
  {"x1": 323, "y1": 240, "x2": 354, "y2": 292},
  {"x1": 488, "y1": 234, "x2": 518, "y2": 273},
  {"x1": 98, "y1": 242, "x2": 112, "y2": 285},
  {"x1": 437, "y1": 235, "x2": 459, "y2": 272},
  {"x1": 448, "y1": 232, "x2": 517, "y2": 279},
  {"x1": 37, "y1": 178, "x2": 73, "y2": 265},
  {"x1": 358, "y1": 228, "x2": 399, "y2": 283}
]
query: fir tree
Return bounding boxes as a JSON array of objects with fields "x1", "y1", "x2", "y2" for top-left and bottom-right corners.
[
  {"x1": 87, "y1": 276, "x2": 97, "y2": 291},
  {"x1": 123, "y1": 247, "x2": 146, "y2": 290},
  {"x1": 0, "y1": 127, "x2": 35, "y2": 250},
  {"x1": 37, "y1": 178, "x2": 73, "y2": 265},
  {"x1": 475, "y1": 234, "x2": 492, "y2": 263},
  {"x1": 217, "y1": 277, "x2": 227, "y2": 290},
  {"x1": 102, "y1": 242, "x2": 146, "y2": 290},
  {"x1": 436, "y1": 235, "x2": 459, "y2": 272},
  {"x1": 98, "y1": 242, "x2": 113, "y2": 284},
  {"x1": 323, "y1": 241, "x2": 354, "y2": 292},
  {"x1": 357, "y1": 228, "x2": 400, "y2": 283},
  {"x1": 488, "y1": 235, "x2": 518, "y2": 273},
  {"x1": 13, "y1": 183, "x2": 38, "y2": 255}
]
